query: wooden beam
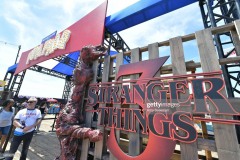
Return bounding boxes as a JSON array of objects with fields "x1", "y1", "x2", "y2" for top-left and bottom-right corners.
[
  {"x1": 81, "y1": 60, "x2": 99, "y2": 160},
  {"x1": 201, "y1": 121, "x2": 213, "y2": 159},
  {"x1": 170, "y1": 36, "x2": 199, "y2": 160},
  {"x1": 197, "y1": 138, "x2": 217, "y2": 152},
  {"x1": 109, "y1": 52, "x2": 124, "y2": 160},
  {"x1": 128, "y1": 48, "x2": 141, "y2": 156},
  {"x1": 234, "y1": 19, "x2": 240, "y2": 56},
  {"x1": 94, "y1": 55, "x2": 111, "y2": 160},
  {"x1": 196, "y1": 28, "x2": 240, "y2": 160}
]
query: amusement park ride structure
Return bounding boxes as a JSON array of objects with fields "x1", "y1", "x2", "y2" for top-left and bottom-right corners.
[
  {"x1": 2, "y1": 0, "x2": 240, "y2": 159},
  {"x1": 3, "y1": 0, "x2": 240, "y2": 101}
]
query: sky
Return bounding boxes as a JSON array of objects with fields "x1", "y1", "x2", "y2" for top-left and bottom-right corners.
[{"x1": 0, "y1": 0, "x2": 204, "y2": 99}]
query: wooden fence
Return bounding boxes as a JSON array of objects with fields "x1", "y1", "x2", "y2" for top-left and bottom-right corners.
[{"x1": 79, "y1": 20, "x2": 240, "y2": 160}]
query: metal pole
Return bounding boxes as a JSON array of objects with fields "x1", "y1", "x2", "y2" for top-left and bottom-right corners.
[
  {"x1": 199, "y1": 1, "x2": 209, "y2": 28},
  {"x1": 14, "y1": 45, "x2": 21, "y2": 64},
  {"x1": 234, "y1": 0, "x2": 240, "y2": 18}
]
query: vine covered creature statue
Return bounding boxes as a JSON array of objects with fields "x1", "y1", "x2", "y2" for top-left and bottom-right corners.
[{"x1": 55, "y1": 45, "x2": 106, "y2": 160}]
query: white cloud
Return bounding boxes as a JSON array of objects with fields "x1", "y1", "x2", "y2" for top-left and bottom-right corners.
[
  {"x1": 0, "y1": 44, "x2": 18, "y2": 78},
  {"x1": 118, "y1": 2, "x2": 203, "y2": 48}
]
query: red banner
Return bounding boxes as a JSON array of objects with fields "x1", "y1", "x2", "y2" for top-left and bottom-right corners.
[{"x1": 15, "y1": 0, "x2": 108, "y2": 75}]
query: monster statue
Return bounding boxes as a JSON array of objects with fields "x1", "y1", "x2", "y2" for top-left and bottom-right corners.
[{"x1": 55, "y1": 45, "x2": 106, "y2": 160}]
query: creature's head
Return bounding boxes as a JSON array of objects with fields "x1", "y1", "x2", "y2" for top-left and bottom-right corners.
[{"x1": 80, "y1": 45, "x2": 107, "y2": 65}]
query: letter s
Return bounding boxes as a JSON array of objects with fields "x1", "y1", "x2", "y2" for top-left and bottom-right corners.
[{"x1": 172, "y1": 111, "x2": 197, "y2": 143}]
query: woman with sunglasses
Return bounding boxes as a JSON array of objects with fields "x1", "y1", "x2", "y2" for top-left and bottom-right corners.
[
  {"x1": 5, "y1": 97, "x2": 42, "y2": 160},
  {"x1": 0, "y1": 99, "x2": 15, "y2": 152}
]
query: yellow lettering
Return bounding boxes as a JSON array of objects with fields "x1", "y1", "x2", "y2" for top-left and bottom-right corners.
[
  {"x1": 26, "y1": 29, "x2": 71, "y2": 64},
  {"x1": 52, "y1": 34, "x2": 60, "y2": 51},
  {"x1": 58, "y1": 30, "x2": 71, "y2": 49},
  {"x1": 33, "y1": 45, "x2": 43, "y2": 60},
  {"x1": 42, "y1": 39, "x2": 53, "y2": 56}
]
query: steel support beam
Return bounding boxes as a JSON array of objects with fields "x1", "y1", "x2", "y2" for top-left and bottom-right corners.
[
  {"x1": 62, "y1": 75, "x2": 73, "y2": 101},
  {"x1": 199, "y1": 0, "x2": 240, "y2": 143},
  {"x1": 28, "y1": 65, "x2": 66, "y2": 79}
]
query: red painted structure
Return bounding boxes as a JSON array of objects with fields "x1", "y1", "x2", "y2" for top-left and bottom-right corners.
[{"x1": 15, "y1": 0, "x2": 108, "y2": 75}]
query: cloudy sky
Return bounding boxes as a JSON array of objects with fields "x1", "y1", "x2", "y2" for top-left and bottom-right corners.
[{"x1": 0, "y1": 0, "x2": 203, "y2": 98}]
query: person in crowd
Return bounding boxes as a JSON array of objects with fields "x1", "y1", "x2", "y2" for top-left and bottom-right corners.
[
  {"x1": 5, "y1": 97, "x2": 42, "y2": 160},
  {"x1": 0, "y1": 99, "x2": 15, "y2": 152},
  {"x1": 14, "y1": 102, "x2": 21, "y2": 112},
  {"x1": 54, "y1": 102, "x2": 60, "y2": 114},
  {"x1": 36, "y1": 101, "x2": 48, "y2": 132},
  {"x1": 48, "y1": 103, "x2": 54, "y2": 114},
  {"x1": 48, "y1": 102, "x2": 60, "y2": 114},
  {"x1": 20, "y1": 100, "x2": 28, "y2": 110}
]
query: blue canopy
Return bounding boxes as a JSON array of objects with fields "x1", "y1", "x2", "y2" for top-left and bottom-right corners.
[
  {"x1": 52, "y1": 51, "x2": 80, "y2": 76},
  {"x1": 105, "y1": 0, "x2": 198, "y2": 33},
  {"x1": 7, "y1": 63, "x2": 18, "y2": 73}
]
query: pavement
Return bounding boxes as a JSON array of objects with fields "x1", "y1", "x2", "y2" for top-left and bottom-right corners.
[{"x1": 1, "y1": 114, "x2": 60, "y2": 160}]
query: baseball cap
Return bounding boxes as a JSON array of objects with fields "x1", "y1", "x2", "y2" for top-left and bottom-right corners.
[{"x1": 28, "y1": 97, "x2": 37, "y2": 102}]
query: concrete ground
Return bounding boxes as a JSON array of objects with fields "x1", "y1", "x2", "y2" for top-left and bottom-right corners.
[{"x1": 2, "y1": 114, "x2": 60, "y2": 160}]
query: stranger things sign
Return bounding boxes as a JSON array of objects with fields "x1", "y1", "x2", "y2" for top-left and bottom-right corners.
[{"x1": 87, "y1": 56, "x2": 239, "y2": 160}]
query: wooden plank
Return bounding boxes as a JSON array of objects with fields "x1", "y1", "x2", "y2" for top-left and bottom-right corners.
[
  {"x1": 233, "y1": 20, "x2": 240, "y2": 56},
  {"x1": 109, "y1": 58, "x2": 114, "y2": 76},
  {"x1": 230, "y1": 29, "x2": 240, "y2": 56},
  {"x1": 197, "y1": 138, "x2": 217, "y2": 152},
  {"x1": 169, "y1": 37, "x2": 199, "y2": 160},
  {"x1": 109, "y1": 52, "x2": 124, "y2": 160},
  {"x1": 219, "y1": 56, "x2": 240, "y2": 64},
  {"x1": 81, "y1": 60, "x2": 100, "y2": 160},
  {"x1": 211, "y1": 22, "x2": 235, "y2": 35},
  {"x1": 148, "y1": 42, "x2": 159, "y2": 59},
  {"x1": 94, "y1": 55, "x2": 111, "y2": 160},
  {"x1": 102, "y1": 56, "x2": 240, "y2": 73},
  {"x1": 148, "y1": 42, "x2": 160, "y2": 76},
  {"x1": 229, "y1": 98, "x2": 240, "y2": 113},
  {"x1": 108, "y1": 23, "x2": 235, "y2": 60},
  {"x1": 195, "y1": 29, "x2": 240, "y2": 160},
  {"x1": 201, "y1": 121, "x2": 213, "y2": 160},
  {"x1": 128, "y1": 48, "x2": 141, "y2": 156}
]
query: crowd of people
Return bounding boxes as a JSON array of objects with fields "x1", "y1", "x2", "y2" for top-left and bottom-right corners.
[{"x1": 0, "y1": 97, "x2": 64, "y2": 159}]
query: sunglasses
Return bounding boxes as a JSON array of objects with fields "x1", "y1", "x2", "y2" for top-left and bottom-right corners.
[{"x1": 27, "y1": 101, "x2": 35, "y2": 104}]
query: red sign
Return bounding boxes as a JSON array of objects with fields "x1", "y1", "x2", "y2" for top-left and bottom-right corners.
[
  {"x1": 87, "y1": 57, "x2": 239, "y2": 160},
  {"x1": 15, "y1": 0, "x2": 108, "y2": 75}
]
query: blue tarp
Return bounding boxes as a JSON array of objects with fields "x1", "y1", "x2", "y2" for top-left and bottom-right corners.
[
  {"x1": 7, "y1": 63, "x2": 18, "y2": 73},
  {"x1": 51, "y1": 51, "x2": 80, "y2": 76},
  {"x1": 105, "y1": 0, "x2": 198, "y2": 33}
]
